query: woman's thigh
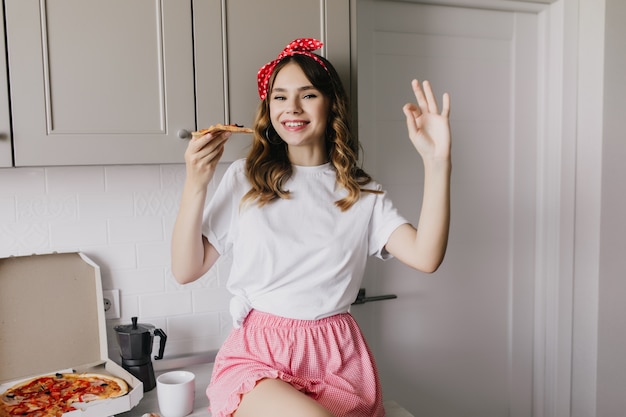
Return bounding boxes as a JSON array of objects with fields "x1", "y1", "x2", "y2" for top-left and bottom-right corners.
[{"x1": 234, "y1": 378, "x2": 335, "y2": 417}]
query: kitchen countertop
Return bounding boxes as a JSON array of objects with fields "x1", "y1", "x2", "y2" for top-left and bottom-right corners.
[{"x1": 117, "y1": 356, "x2": 415, "y2": 417}]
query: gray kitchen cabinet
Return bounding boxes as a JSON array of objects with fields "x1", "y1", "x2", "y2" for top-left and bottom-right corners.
[
  {"x1": 3, "y1": 0, "x2": 351, "y2": 167},
  {"x1": 0, "y1": 4, "x2": 11, "y2": 168},
  {"x1": 5, "y1": 0, "x2": 201, "y2": 167}
]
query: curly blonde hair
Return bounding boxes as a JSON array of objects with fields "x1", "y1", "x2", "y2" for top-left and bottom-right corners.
[{"x1": 242, "y1": 54, "x2": 379, "y2": 211}]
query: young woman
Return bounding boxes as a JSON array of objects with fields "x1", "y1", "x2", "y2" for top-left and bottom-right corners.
[{"x1": 171, "y1": 38, "x2": 451, "y2": 417}]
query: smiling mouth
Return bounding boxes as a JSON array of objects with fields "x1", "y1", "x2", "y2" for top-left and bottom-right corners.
[{"x1": 283, "y1": 121, "x2": 307, "y2": 128}]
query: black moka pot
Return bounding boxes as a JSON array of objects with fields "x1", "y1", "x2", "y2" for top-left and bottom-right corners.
[{"x1": 114, "y1": 316, "x2": 167, "y2": 392}]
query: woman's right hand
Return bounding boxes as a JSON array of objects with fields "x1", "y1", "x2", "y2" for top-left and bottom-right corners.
[{"x1": 184, "y1": 130, "x2": 232, "y2": 186}]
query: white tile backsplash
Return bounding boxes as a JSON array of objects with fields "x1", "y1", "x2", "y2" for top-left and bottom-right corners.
[
  {"x1": 108, "y1": 216, "x2": 164, "y2": 243},
  {"x1": 79, "y1": 193, "x2": 134, "y2": 218},
  {"x1": 120, "y1": 295, "x2": 140, "y2": 321},
  {"x1": 16, "y1": 194, "x2": 77, "y2": 221},
  {"x1": 109, "y1": 267, "x2": 166, "y2": 295},
  {"x1": 50, "y1": 220, "x2": 108, "y2": 247},
  {"x1": 166, "y1": 313, "x2": 220, "y2": 340},
  {"x1": 46, "y1": 166, "x2": 106, "y2": 193},
  {"x1": 0, "y1": 164, "x2": 232, "y2": 362},
  {"x1": 140, "y1": 291, "x2": 193, "y2": 317},
  {"x1": 0, "y1": 222, "x2": 49, "y2": 254},
  {"x1": 0, "y1": 168, "x2": 46, "y2": 194},
  {"x1": 82, "y1": 244, "x2": 138, "y2": 271},
  {"x1": 0, "y1": 196, "x2": 16, "y2": 220},
  {"x1": 105, "y1": 165, "x2": 161, "y2": 191},
  {"x1": 136, "y1": 242, "x2": 171, "y2": 267},
  {"x1": 192, "y1": 287, "x2": 231, "y2": 313}
]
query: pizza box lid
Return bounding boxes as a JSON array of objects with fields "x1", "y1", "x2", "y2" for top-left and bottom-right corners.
[{"x1": 0, "y1": 252, "x2": 143, "y2": 415}]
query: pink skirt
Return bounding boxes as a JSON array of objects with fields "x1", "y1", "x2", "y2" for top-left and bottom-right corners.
[{"x1": 206, "y1": 310, "x2": 385, "y2": 417}]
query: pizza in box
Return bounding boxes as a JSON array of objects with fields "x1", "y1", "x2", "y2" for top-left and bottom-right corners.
[{"x1": 0, "y1": 372, "x2": 128, "y2": 417}]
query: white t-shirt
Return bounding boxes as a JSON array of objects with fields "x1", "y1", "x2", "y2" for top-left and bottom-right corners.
[{"x1": 202, "y1": 159, "x2": 408, "y2": 327}]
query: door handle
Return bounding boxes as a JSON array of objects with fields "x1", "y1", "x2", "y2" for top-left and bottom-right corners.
[{"x1": 352, "y1": 288, "x2": 397, "y2": 305}]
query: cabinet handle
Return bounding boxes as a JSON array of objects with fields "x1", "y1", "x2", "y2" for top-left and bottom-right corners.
[{"x1": 177, "y1": 129, "x2": 191, "y2": 139}]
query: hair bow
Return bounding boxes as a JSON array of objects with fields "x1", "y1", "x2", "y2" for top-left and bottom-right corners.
[{"x1": 257, "y1": 38, "x2": 328, "y2": 101}]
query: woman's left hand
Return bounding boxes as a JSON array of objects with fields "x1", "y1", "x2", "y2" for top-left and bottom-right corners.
[{"x1": 403, "y1": 79, "x2": 451, "y2": 162}]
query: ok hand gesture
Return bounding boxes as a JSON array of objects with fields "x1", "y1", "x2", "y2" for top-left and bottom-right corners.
[{"x1": 403, "y1": 80, "x2": 451, "y2": 162}]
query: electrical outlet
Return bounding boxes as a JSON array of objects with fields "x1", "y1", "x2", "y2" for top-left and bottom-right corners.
[{"x1": 103, "y1": 289, "x2": 120, "y2": 319}]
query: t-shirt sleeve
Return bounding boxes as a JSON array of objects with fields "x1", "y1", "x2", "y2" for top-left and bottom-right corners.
[
  {"x1": 201, "y1": 160, "x2": 244, "y2": 255},
  {"x1": 368, "y1": 189, "x2": 409, "y2": 260}
]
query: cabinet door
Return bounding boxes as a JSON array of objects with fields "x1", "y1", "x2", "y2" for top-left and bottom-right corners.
[
  {"x1": 5, "y1": 0, "x2": 201, "y2": 166},
  {"x1": 223, "y1": 0, "x2": 351, "y2": 160},
  {"x1": 0, "y1": 4, "x2": 11, "y2": 168}
]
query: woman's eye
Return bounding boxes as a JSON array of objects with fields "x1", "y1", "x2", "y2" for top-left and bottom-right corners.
[
  {"x1": 272, "y1": 95, "x2": 286, "y2": 101},
  {"x1": 303, "y1": 94, "x2": 317, "y2": 99}
]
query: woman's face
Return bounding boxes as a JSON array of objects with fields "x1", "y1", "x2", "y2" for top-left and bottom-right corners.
[{"x1": 269, "y1": 62, "x2": 330, "y2": 153}]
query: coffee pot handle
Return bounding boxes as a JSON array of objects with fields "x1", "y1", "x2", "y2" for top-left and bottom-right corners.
[{"x1": 153, "y1": 328, "x2": 167, "y2": 360}]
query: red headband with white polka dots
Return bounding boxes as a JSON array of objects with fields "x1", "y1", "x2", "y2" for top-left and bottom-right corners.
[{"x1": 257, "y1": 38, "x2": 329, "y2": 101}]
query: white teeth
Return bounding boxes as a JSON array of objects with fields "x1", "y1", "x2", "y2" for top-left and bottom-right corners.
[{"x1": 285, "y1": 122, "x2": 305, "y2": 127}]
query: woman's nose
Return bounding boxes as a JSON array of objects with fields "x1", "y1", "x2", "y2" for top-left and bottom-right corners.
[{"x1": 286, "y1": 98, "x2": 302, "y2": 113}]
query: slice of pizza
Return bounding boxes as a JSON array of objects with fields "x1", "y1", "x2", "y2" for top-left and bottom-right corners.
[
  {"x1": 66, "y1": 373, "x2": 129, "y2": 402},
  {"x1": 191, "y1": 123, "x2": 253, "y2": 139}
]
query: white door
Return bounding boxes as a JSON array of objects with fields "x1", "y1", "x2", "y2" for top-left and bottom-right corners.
[{"x1": 354, "y1": 1, "x2": 546, "y2": 415}]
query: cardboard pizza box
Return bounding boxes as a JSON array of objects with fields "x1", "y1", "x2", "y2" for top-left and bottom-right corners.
[{"x1": 0, "y1": 252, "x2": 143, "y2": 416}]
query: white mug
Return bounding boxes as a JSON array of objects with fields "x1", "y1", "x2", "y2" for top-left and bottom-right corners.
[{"x1": 156, "y1": 371, "x2": 196, "y2": 417}]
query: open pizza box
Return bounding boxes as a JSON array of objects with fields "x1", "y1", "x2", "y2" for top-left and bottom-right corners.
[{"x1": 0, "y1": 252, "x2": 143, "y2": 416}]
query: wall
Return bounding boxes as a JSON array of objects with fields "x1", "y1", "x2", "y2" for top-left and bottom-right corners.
[
  {"x1": 0, "y1": 163, "x2": 233, "y2": 361},
  {"x1": 596, "y1": 0, "x2": 626, "y2": 414}
]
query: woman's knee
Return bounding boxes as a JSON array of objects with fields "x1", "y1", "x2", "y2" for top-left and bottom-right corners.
[{"x1": 234, "y1": 378, "x2": 335, "y2": 417}]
